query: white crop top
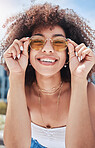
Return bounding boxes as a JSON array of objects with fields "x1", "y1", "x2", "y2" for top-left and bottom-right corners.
[{"x1": 31, "y1": 122, "x2": 66, "y2": 148}]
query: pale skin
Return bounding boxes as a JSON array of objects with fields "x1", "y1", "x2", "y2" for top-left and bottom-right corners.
[{"x1": 3, "y1": 25, "x2": 95, "y2": 148}]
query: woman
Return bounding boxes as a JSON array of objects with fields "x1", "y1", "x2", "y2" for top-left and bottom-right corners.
[{"x1": 1, "y1": 3, "x2": 95, "y2": 148}]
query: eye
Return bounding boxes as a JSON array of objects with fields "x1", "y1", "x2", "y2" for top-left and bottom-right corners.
[
  {"x1": 33, "y1": 40, "x2": 44, "y2": 44},
  {"x1": 54, "y1": 40, "x2": 64, "y2": 43},
  {"x1": 53, "y1": 40, "x2": 65, "y2": 45}
]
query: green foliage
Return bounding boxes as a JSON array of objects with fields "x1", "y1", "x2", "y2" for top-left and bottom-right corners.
[
  {"x1": 0, "y1": 114, "x2": 6, "y2": 130},
  {"x1": 0, "y1": 101, "x2": 7, "y2": 115}
]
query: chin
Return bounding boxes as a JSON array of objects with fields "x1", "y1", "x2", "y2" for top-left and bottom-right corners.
[{"x1": 35, "y1": 68, "x2": 61, "y2": 77}]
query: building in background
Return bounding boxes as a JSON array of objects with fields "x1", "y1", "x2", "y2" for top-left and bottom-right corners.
[{"x1": 0, "y1": 65, "x2": 9, "y2": 102}]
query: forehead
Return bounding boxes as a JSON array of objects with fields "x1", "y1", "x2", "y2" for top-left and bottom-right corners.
[{"x1": 32, "y1": 25, "x2": 66, "y2": 37}]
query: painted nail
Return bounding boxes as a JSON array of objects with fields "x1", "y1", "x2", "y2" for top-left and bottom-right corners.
[
  {"x1": 81, "y1": 55, "x2": 82, "y2": 61},
  {"x1": 75, "y1": 52, "x2": 78, "y2": 57},
  {"x1": 78, "y1": 57, "x2": 80, "y2": 62},
  {"x1": 14, "y1": 56, "x2": 16, "y2": 60},
  {"x1": 17, "y1": 54, "x2": 20, "y2": 59},
  {"x1": 20, "y1": 46, "x2": 23, "y2": 51}
]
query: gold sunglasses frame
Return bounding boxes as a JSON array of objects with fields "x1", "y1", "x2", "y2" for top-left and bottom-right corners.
[{"x1": 29, "y1": 35, "x2": 68, "y2": 51}]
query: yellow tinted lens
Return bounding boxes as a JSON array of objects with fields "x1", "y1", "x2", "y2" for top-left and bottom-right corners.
[
  {"x1": 52, "y1": 36, "x2": 67, "y2": 51},
  {"x1": 30, "y1": 36, "x2": 45, "y2": 50}
]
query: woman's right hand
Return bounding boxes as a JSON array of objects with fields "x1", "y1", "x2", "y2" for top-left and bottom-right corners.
[{"x1": 4, "y1": 37, "x2": 30, "y2": 74}]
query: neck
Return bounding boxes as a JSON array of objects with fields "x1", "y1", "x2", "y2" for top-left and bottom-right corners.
[{"x1": 35, "y1": 72, "x2": 62, "y2": 91}]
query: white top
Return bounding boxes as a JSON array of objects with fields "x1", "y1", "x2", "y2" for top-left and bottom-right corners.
[{"x1": 31, "y1": 122, "x2": 66, "y2": 148}]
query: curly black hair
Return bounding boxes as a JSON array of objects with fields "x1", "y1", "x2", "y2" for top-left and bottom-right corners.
[{"x1": 0, "y1": 3, "x2": 95, "y2": 86}]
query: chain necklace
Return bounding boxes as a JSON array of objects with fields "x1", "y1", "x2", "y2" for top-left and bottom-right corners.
[
  {"x1": 38, "y1": 82, "x2": 63, "y2": 129},
  {"x1": 37, "y1": 81, "x2": 63, "y2": 95}
]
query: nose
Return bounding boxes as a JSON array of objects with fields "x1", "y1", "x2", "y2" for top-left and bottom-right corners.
[{"x1": 41, "y1": 39, "x2": 54, "y2": 53}]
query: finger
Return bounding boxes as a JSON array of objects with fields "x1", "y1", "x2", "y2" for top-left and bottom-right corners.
[
  {"x1": 13, "y1": 39, "x2": 24, "y2": 59},
  {"x1": 20, "y1": 37, "x2": 30, "y2": 54},
  {"x1": 20, "y1": 37, "x2": 30, "y2": 42},
  {"x1": 75, "y1": 43, "x2": 85, "y2": 51},
  {"x1": 4, "y1": 46, "x2": 14, "y2": 59},
  {"x1": 23, "y1": 40, "x2": 30, "y2": 56},
  {"x1": 67, "y1": 42, "x2": 75, "y2": 59},
  {"x1": 4, "y1": 46, "x2": 17, "y2": 60},
  {"x1": 67, "y1": 39, "x2": 78, "y2": 48},
  {"x1": 13, "y1": 39, "x2": 23, "y2": 51},
  {"x1": 82, "y1": 48, "x2": 93, "y2": 59},
  {"x1": 13, "y1": 43, "x2": 21, "y2": 59},
  {"x1": 77, "y1": 46, "x2": 87, "y2": 58},
  {"x1": 11, "y1": 48, "x2": 17, "y2": 60}
]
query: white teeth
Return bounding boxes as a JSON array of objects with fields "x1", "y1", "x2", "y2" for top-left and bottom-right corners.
[{"x1": 40, "y1": 58, "x2": 56, "y2": 63}]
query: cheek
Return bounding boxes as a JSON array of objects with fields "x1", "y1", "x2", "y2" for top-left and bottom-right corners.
[
  {"x1": 29, "y1": 51, "x2": 36, "y2": 65},
  {"x1": 58, "y1": 51, "x2": 67, "y2": 65}
]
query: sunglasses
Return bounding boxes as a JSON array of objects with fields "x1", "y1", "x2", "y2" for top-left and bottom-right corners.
[{"x1": 29, "y1": 35, "x2": 68, "y2": 52}]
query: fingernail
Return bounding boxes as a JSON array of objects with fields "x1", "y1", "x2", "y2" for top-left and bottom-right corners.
[
  {"x1": 26, "y1": 37, "x2": 29, "y2": 39},
  {"x1": 81, "y1": 55, "x2": 82, "y2": 61},
  {"x1": 75, "y1": 52, "x2": 78, "y2": 57},
  {"x1": 67, "y1": 38, "x2": 70, "y2": 41},
  {"x1": 20, "y1": 46, "x2": 23, "y2": 51},
  {"x1": 78, "y1": 57, "x2": 80, "y2": 62},
  {"x1": 14, "y1": 56, "x2": 16, "y2": 60},
  {"x1": 17, "y1": 54, "x2": 20, "y2": 59}
]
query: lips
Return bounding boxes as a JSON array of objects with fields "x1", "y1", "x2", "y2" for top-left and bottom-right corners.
[
  {"x1": 38, "y1": 58, "x2": 57, "y2": 63},
  {"x1": 36, "y1": 56, "x2": 58, "y2": 65}
]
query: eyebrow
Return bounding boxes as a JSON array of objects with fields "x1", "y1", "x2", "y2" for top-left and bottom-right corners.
[
  {"x1": 52, "y1": 34, "x2": 65, "y2": 37},
  {"x1": 33, "y1": 33, "x2": 44, "y2": 36},
  {"x1": 33, "y1": 33, "x2": 65, "y2": 37}
]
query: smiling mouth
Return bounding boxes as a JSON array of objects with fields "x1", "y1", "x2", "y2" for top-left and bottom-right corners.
[{"x1": 37, "y1": 58, "x2": 58, "y2": 63}]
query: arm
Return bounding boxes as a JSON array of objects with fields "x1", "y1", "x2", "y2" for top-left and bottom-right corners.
[
  {"x1": 65, "y1": 77, "x2": 95, "y2": 148},
  {"x1": 66, "y1": 39, "x2": 95, "y2": 148},
  {"x1": 3, "y1": 73, "x2": 31, "y2": 148},
  {"x1": 3, "y1": 38, "x2": 31, "y2": 148},
  {"x1": 87, "y1": 82, "x2": 95, "y2": 134}
]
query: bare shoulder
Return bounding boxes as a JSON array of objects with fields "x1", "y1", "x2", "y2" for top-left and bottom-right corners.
[{"x1": 87, "y1": 82, "x2": 95, "y2": 132}]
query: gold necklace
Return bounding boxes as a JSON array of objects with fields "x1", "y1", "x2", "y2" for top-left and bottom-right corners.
[
  {"x1": 37, "y1": 81, "x2": 63, "y2": 95},
  {"x1": 38, "y1": 82, "x2": 63, "y2": 129}
]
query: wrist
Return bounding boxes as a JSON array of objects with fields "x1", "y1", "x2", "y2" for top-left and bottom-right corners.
[
  {"x1": 9, "y1": 72, "x2": 25, "y2": 86},
  {"x1": 9, "y1": 71, "x2": 25, "y2": 78},
  {"x1": 71, "y1": 75, "x2": 88, "y2": 87}
]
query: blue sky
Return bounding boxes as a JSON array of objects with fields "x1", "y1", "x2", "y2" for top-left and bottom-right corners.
[{"x1": 0, "y1": 0, "x2": 95, "y2": 40}]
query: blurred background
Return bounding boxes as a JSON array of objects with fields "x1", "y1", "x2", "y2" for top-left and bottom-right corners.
[{"x1": 0, "y1": 0, "x2": 95, "y2": 147}]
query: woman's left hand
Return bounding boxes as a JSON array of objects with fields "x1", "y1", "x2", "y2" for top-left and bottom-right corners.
[{"x1": 67, "y1": 39, "x2": 95, "y2": 79}]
